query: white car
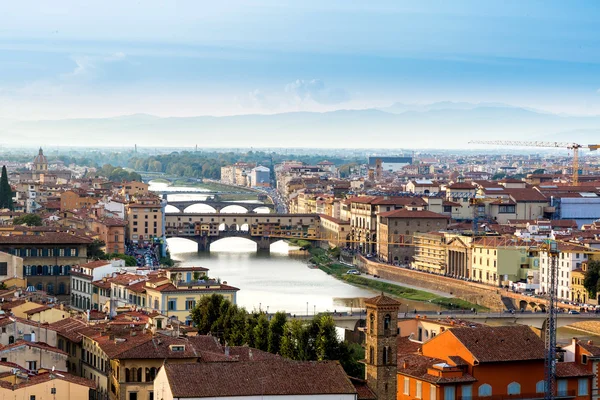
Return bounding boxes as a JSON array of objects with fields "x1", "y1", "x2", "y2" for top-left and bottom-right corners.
[{"x1": 346, "y1": 269, "x2": 361, "y2": 275}]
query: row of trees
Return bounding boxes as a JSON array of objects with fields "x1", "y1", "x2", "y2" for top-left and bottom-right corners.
[
  {"x1": 0, "y1": 166, "x2": 13, "y2": 210},
  {"x1": 190, "y1": 294, "x2": 364, "y2": 378},
  {"x1": 92, "y1": 164, "x2": 142, "y2": 182}
]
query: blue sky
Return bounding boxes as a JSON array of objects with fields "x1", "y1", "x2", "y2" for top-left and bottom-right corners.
[{"x1": 1, "y1": 0, "x2": 600, "y2": 119}]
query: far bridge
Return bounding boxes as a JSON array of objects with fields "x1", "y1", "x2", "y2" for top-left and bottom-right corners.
[
  {"x1": 166, "y1": 199, "x2": 275, "y2": 213},
  {"x1": 165, "y1": 212, "x2": 320, "y2": 253}
]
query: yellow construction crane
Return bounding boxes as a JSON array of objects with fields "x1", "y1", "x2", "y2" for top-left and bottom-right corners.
[{"x1": 469, "y1": 140, "x2": 600, "y2": 186}]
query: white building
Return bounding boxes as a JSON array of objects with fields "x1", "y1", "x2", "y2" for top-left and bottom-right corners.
[
  {"x1": 250, "y1": 166, "x2": 270, "y2": 187},
  {"x1": 539, "y1": 244, "x2": 588, "y2": 300},
  {"x1": 70, "y1": 259, "x2": 125, "y2": 311}
]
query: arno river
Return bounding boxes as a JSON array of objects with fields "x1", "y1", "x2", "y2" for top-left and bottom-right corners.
[{"x1": 156, "y1": 182, "x2": 600, "y2": 341}]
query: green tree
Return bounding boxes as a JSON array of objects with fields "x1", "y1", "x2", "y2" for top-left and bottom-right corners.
[
  {"x1": 87, "y1": 239, "x2": 106, "y2": 259},
  {"x1": 584, "y1": 261, "x2": 600, "y2": 299},
  {"x1": 280, "y1": 319, "x2": 310, "y2": 360},
  {"x1": 267, "y1": 312, "x2": 287, "y2": 354},
  {"x1": 244, "y1": 312, "x2": 260, "y2": 347},
  {"x1": 253, "y1": 313, "x2": 269, "y2": 351},
  {"x1": 106, "y1": 253, "x2": 137, "y2": 266},
  {"x1": 12, "y1": 214, "x2": 42, "y2": 226},
  {"x1": 532, "y1": 168, "x2": 545, "y2": 174},
  {"x1": 191, "y1": 294, "x2": 226, "y2": 335},
  {"x1": 221, "y1": 305, "x2": 247, "y2": 346},
  {"x1": 316, "y1": 315, "x2": 341, "y2": 361},
  {"x1": 0, "y1": 166, "x2": 13, "y2": 211}
]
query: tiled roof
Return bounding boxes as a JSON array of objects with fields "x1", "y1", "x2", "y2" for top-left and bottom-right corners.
[
  {"x1": 506, "y1": 188, "x2": 548, "y2": 202},
  {"x1": 0, "y1": 340, "x2": 67, "y2": 356},
  {"x1": 117, "y1": 336, "x2": 199, "y2": 359},
  {"x1": 556, "y1": 362, "x2": 593, "y2": 377},
  {"x1": 579, "y1": 341, "x2": 600, "y2": 357},
  {"x1": 349, "y1": 378, "x2": 377, "y2": 400},
  {"x1": 0, "y1": 371, "x2": 96, "y2": 390},
  {"x1": 49, "y1": 318, "x2": 88, "y2": 343},
  {"x1": 0, "y1": 232, "x2": 93, "y2": 244},
  {"x1": 164, "y1": 360, "x2": 356, "y2": 398},
  {"x1": 397, "y1": 353, "x2": 477, "y2": 384},
  {"x1": 80, "y1": 260, "x2": 111, "y2": 269},
  {"x1": 24, "y1": 305, "x2": 51, "y2": 315},
  {"x1": 364, "y1": 293, "x2": 401, "y2": 306},
  {"x1": 449, "y1": 325, "x2": 545, "y2": 363},
  {"x1": 378, "y1": 209, "x2": 449, "y2": 219}
]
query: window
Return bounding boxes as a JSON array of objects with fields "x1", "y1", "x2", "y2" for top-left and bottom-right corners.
[
  {"x1": 557, "y1": 380, "x2": 568, "y2": 396},
  {"x1": 51, "y1": 388, "x2": 56, "y2": 394},
  {"x1": 149, "y1": 392, "x2": 154, "y2": 400},
  {"x1": 430, "y1": 385, "x2": 436, "y2": 400},
  {"x1": 168, "y1": 299, "x2": 176, "y2": 311},
  {"x1": 536, "y1": 381, "x2": 545, "y2": 393},
  {"x1": 384, "y1": 314, "x2": 391, "y2": 331},
  {"x1": 27, "y1": 360, "x2": 37, "y2": 371},
  {"x1": 30, "y1": 396, "x2": 36, "y2": 400},
  {"x1": 578, "y1": 378, "x2": 588, "y2": 396},
  {"x1": 369, "y1": 346, "x2": 374, "y2": 364},
  {"x1": 461, "y1": 385, "x2": 472, "y2": 400},
  {"x1": 582, "y1": 354, "x2": 588, "y2": 365},
  {"x1": 404, "y1": 378, "x2": 410, "y2": 395},
  {"x1": 478, "y1": 384, "x2": 492, "y2": 397},
  {"x1": 507, "y1": 382, "x2": 520, "y2": 395},
  {"x1": 129, "y1": 393, "x2": 138, "y2": 400},
  {"x1": 185, "y1": 299, "x2": 195, "y2": 310},
  {"x1": 383, "y1": 347, "x2": 388, "y2": 364},
  {"x1": 416, "y1": 381, "x2": 422, "y2": 399},
  {"x1": 0, "y1": 262, "x2": 7, "y2": 276},
  {"x1": 369, "y1": 314, "x2": 374, "y2": 333},
  {"x1": 444, "y1": 386, "x2": 455, "y2": 400}
]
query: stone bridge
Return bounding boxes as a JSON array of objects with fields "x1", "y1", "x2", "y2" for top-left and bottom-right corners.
[
  {"x1": 166, "y1": 199, "x2": 274, "y2": 213},
  {"x1": 165, "y1": 212, "x2": 320, "y2": 253}
]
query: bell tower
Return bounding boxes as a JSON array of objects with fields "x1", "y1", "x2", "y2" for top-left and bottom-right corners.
[{"x1": 365, "y1": 293, "x2": 400, "y2": 400}]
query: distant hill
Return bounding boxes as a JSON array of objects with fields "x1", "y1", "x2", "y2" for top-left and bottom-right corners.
[{"x1": 2, "y1": 103, "x2": 600, "y2": 148}]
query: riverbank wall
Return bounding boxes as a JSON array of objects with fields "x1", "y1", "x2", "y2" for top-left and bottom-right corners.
[{"x1": 355, "y1": 256, "x2": 505, "y2": 311}]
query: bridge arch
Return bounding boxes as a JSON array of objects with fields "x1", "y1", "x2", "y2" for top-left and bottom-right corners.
[{"x1": 183, "y1": 204, "x2": 218, "y2": 213}]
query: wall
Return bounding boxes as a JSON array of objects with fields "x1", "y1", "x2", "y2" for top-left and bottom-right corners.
[
  {"x1": 356, "y1": 257, "x2": 504, "y2": 310},
  {"x1": 8, "y1": 377, "x2": 93, "y2": 400},
  {"x1": 0, "y1": 344, "x2": 68, "y2": 371}
]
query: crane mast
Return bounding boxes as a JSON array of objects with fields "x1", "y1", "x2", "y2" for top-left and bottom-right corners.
[{"x1": 544, "y1": 240, "x2": 559, "y2": 400}]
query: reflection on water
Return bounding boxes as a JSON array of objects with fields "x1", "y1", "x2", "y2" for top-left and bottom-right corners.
[{"x1": 167, "y1": 237, "x2": 443, "y2": 315}]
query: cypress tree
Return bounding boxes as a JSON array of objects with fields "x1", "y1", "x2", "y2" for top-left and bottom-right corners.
[{"x1": 0, "y1": 166, "x2": 13, "y2": 211}]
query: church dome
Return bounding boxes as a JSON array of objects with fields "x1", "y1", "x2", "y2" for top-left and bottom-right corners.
[{"x1": 33, "y1": 148, "x2": 48, "y2": 165}]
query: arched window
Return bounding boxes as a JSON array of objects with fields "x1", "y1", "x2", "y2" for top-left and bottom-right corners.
[
  {"x1": 536, "y1": 381, "x2": 545, "y2": 393},
  {"x1": 369, "y1": 346, "x2": 374, "y2": 364},
  {"x1": 369, "y1": 314, "x2": 375, "y2": 333},
  {"x1": 150, "y1": 367, "x2": 157, "y2": 380},
  {"x1": 507, "y1": 382, "x2": 521, "y2": 395},
  {"x1": 478, "y1": 384, "x2": 492, "y2": 397},
  {"x1": 137, "y1": 368, "x2": 142, "y2": 382},
  {"x1": 125, "y1": 368, "x2": 131, "y2": 382},
  {"x1": 384, "y1": 314, "x2": 391, "y2": 331}
]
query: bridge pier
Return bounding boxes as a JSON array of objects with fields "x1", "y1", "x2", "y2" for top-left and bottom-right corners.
[
  {"x1": 196, "y1": 236, "x2": 211, "y2": 253},
  {"x1": 256, "y1": 237, "x2": 273, "y2": 254}
]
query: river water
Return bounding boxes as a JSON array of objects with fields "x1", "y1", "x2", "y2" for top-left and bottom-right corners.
[{"x1": 153, "y1": 181, "x2": 442, "y2": 314}]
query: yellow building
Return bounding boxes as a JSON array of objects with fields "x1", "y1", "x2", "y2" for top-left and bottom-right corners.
[
  {"x1": 318, "y1": 214, "x2": 350, "y2": 248},
  {"x1": 0, "y1": 370, "x2": 96, "y2": 399},
  {"x1": 571, "y1": 265, "x2": 587, "y2": 304},
  {"x1": 120, "y1": 181, "x2": 149, "y2": 197},
  {"x1": 412, "y1": 232, "x2": 447, "y2": 274},
  {"x1": 60, "y1": 190, "x2": 98, "y2": 211},
  {"x1": 0, "y1": 340, "x2": 69, "y2": 372},
  {"x1": 125, "y1": 195, "x2": 164, "y2": 242}
]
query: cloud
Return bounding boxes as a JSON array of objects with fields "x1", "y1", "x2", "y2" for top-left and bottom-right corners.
[
  {"x1": 60, "y1": 52, "x2": 126, "y2": 81},
  {"x1": 284, "y1": 79, "x2": 350, "y2": 104}
]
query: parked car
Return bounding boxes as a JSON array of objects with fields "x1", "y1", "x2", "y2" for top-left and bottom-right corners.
[
  {"x1": 346, "y1": 269, "x2": 361, "y2": 275},
  {"x1": 568, "y1": 310, "x2": 580, "y2": 314}
]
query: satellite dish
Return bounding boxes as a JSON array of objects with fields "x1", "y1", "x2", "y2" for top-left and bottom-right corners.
[{"x1": 52, "y1": 366, "x2": 55, "y2": 372}]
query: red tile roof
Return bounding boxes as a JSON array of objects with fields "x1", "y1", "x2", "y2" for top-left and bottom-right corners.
[
  {"x1": 0, "y1": 232, "x2": 93, "y2": 244},
  {"x1": 0, "y1": 371, "x2": 96, "y2": 390},
  {"x1": 556, "y1": 362, "x2": 593, "y2": 377},
  {"x1": 365, "y1": 293, "x2": 401, "y2": 306},
  {"x1": 378, "y1": 209, "x2": 450, "y2": 219},
  {"x1": 163, "y1": 360, "x2": 356, "y2": 398},
  {"x1": 449, "y1": 325, "x2": 545, "y2": 363}
]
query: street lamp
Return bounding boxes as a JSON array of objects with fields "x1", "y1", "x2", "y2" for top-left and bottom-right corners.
[
  {"x1": 313, "y1": 305, "x2": 316, "y2": 316},
  {"x1": 306, "y1": 302, "x2": 309, "y2": 316}
]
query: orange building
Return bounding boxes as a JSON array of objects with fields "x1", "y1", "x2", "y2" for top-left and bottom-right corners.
[
  {"x1": 125, "y1": 196, "x2": 163, "y2": 242},
  {"x1": 90, "y1": 217, "x2": 127, "y2": 254},
  {"x1": 60, "y1": 190, "x2": 98, "y2": 211},
  {"x1": 397, "y1": 324, "x2": 592, "y2": 400},
  {"x1": 120, "y1": 181, "x2": 149, "y2": 197},
  {"x1": 563, "y1": 338, "x2": 600, "y2": 400}
]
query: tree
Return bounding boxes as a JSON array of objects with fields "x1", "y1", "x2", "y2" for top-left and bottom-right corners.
[
  {"x1": 532, "y1": 168, "x2": 545, "y2": 174},
  {"x1": 106, "y1": 253, "x2": 137, "y2": 266},
  {"x1": 0, "y1": 166, "x2": 13, "y2": 211},
  {"x1": 584, "y1": 261, "x2": 600, "y2": 299},
  {"x1": 12, "y1": 214, "x2": 42, "y2": 226},
  {"x1": 316, "y1": 315, "x2": 341, "y2": 361},
  {"x1": 244, "y1": 312, "x2": 260, "y2": 347},
  {"x1": 191, "y1": 294, "x2": 226, "y2": 335},
  {"x1": 280, "y1": 319, "x2": 310, "y2": 360},
  {"x1": 267, "y1": 312, "x2": 287, "y2": 354},
  {"x1": 87, "y1": 239, "x2": 106, "y2": 259},
  {"x1": 253, "y1": 313, "x2": 269, "y2": 351}
]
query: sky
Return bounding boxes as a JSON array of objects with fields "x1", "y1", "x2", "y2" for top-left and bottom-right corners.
[{"x1": 1, "y1": 0, "x2": 600, "y2": 120}]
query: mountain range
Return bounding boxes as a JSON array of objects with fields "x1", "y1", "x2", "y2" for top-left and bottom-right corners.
[{"x1": 1, "y1": 102, "x2": 599, "y2": 149}]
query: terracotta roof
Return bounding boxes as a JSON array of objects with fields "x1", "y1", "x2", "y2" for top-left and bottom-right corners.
[
  {"x1": 117, "y1": 336, "x2": 199, "y2": 359},
  {"x1": 349, "y1": 378, "x2": 377, "y2": 400},
  {"x1": 506, "y1": 188, "x2": 548, "y2": 202},
  {"x1": 449, "y1": 325, "x2": 545, "y2": 363},
  {"x1": 0, "y1": 340, "x2": 67, "y2": 356},
  {"x1": 579, "y1": 341, "x2": 600, "y2": 357},
  {"x1": 397, "y1": 353, "x2": 477, "y2": 384},
  {"x1": 0, "y1": 371, "x2": 96, "y2": 391},
  {"x1": 556, "y1": 362, "x2": 594, "y2": 378},
  {"x1": 24, "y1": 305, "x2": 52, "y2": 315},
  {"x1": 49, "y1": 318, "x2": 88, "y2": 343},
  {"x1": 378, "y1": 209, "x2": 449, "y2": 219},
  {"x1": 447, "y1": 183, "x2": 476, "y2": 190},
  {"x1": 80, "y1": 260, "x2": 111, "y2": 269},
  {"x1": 318, "y1": 214, "x2": 348, "y2": 224},
  {"x1": 364, "y1": 293, "x2": 401, "y2": 306},
  {"x1": 163, "y1": 360, "x2": 356, "y2": 398},
  {"x1": 0, "y1": 232, "x2": 93, "y2": 244}
]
